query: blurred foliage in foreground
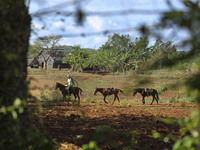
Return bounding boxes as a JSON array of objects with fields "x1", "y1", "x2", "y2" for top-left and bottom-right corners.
[{"x1": 147, "y1": 1, "x2": 200, "y2": 149}]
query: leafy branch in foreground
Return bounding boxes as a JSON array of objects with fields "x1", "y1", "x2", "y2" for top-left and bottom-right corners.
[{"x1": 147, "y1": 1, "x2": 200, "y2": 149}]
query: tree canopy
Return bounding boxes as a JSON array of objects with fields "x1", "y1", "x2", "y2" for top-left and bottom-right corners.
[{"x1": 62, "y1": 33, "x2": 178, "y2": 73}]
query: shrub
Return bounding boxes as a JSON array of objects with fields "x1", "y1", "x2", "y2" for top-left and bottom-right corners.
[
  {"x1": 158, "y1": 86, "x2": 168, "y2": 94},
  {"x1": 168, "y1": 96, "x2": 179, "y2": 103}
]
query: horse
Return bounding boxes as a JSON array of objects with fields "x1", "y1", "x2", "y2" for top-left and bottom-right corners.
[
  {"x1": 94, "y1": 87, "x2": 123, "y2": 105},
  {"x1": 55, "y1": 82, "x2": 82, "y2": 104},
  {"x1": 133, "y1": 88, "x2": 159, "y2": 105}
]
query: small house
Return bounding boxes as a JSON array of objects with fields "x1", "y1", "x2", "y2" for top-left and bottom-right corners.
[
  {"x1": 27, "y1": 57, "x2": 40, "y2": 68},
  {"x1": 28, "y1": 49, "x2": 70, "y2": 69}
]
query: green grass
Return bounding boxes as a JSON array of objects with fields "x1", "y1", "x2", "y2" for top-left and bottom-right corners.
[{"x1": 28, "y1": 68, "x2": 194, "y2": 103}]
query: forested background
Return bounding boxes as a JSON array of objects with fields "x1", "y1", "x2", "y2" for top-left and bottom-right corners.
[{"x1": 29, "y1": 33, "x2": 198, "y2": 73}]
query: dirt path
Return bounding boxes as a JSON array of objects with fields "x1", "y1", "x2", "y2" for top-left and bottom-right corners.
[{"x1": 28, "y1": 102, "x2": 196, "y2": 150}]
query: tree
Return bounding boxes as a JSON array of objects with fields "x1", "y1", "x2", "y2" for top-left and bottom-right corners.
[
  {"x1": 63, "y1": 45, "x2": 93, "y2": 71},
  {"x1": 37, "y1": 34, "x2": 61, "y2": 69},
  {"x1": 105, "y1": 33, "x2": 132, "y2": 52},
  {"x1": 0, "y1": 0, "x2": 28, "y2": 149},
  {"x1": 99, "y1": 34, "x2": 150, "y2": 73},
  {"x1": 28, "y1": 41, "x2": 43, "y2": 58},
  {"x1": 0, "y1": 1, "x2": 51, "y2": 149},
  {"x1": 133, "y1": 37, "x2": 149, "y2": 61},
  {"x1": 99, "y1": 34, "x2": 131, "y2": 72},
  {"x1": 147, "y1": 39, "x2": 177, "y2": 69},
  {"x1": 0, "y1": 1, "x2": 30, "y2": 149}
]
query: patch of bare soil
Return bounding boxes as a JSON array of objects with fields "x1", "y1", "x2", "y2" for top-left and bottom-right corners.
[{"x1": 28, "y1": 102, "x2": 196, "y2": 150}]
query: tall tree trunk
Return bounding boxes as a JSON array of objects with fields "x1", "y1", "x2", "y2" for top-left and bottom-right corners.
[
  {"x1": 41, "y1": 52, "x2": 52, "y2": 69},
  {"x1": 0, "y1": 0, "x2": 31, "y2": 149}
]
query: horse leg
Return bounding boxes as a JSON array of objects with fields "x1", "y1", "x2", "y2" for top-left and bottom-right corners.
[
  {"x1": 117, "y1": 95, "x2": 120, "y2": 102},
  {"x1": 103, "y1": 96, "x2": 108, "y2": 104},
  {"x1": 64, "y1": 94, "x2": 69, "y2": 105},
  {"x1": 142, "y1": 96, "x2": 145, "y2": 104},
  {"x1": 155, "y1": 96, "x2": 158, "y2": 104},
  {"x1": 112, "y1": 95, "x2": 117, "y2": 105},
  {"x1": 73, "y1": 93, "x2": 77, "y2": 104},
  {"x1": 156, "y1": 98, "x2": 158, "y2": 104},
  {"x1": 77, "y1": 94, "x2": 80, "y2": 104},
  {"x1": 150, "y1": 96, "x2": 155, "y2": 105}
]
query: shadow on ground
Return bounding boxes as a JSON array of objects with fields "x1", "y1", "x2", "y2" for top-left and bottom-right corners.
[{"x1": 28, "y1": 102, "x2": 185, "y2": 150}]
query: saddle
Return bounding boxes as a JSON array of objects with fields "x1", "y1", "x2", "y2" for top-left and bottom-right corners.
[
  {"x1": 146, "y1": 88, "x2": 152, "y2": 96},
  {"x1": 106, "y1": 87, "x2": 115, "y2": 94},
  {"x1": 65, "y1": 85, "x2": 74, "y2": 96}
]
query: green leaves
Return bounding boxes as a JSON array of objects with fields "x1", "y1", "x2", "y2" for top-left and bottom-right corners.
[
  {"x1": 0, "y1": 98, "x2": 25, "y2": 119},
  {"x1": 152, "y1": 130, "x2": 161, "y2": 139},
  {"x1": 28, "y1": 41, "x2": 43, "y2": 57},
  {"x1": 28, "y1": 34, "x2": 61, "y2": 58},
  {"x1": 82, "y1": 141, "x2": 101, "y2": 150},
  {"x1": 63, "y1": 45, "x2": 93, "y2": 71}
]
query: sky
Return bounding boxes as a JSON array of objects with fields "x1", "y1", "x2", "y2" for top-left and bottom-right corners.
[{"x1": 29, "y1": 0, "x2": 187, "y2": 49}]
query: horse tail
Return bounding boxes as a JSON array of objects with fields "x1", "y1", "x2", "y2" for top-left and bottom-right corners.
[
  {"x1": 119, "y1": 89, "x2": 123, "y2": 93},
  {"x1": 156, "y1": 91, "x2": 159, "y2": 100},
  {"x1": 156, "y1": 94, "x2": 159, "y2": 100},
  {"x1": 79, "y1": 88, "x2": 83, "y2": 95}
]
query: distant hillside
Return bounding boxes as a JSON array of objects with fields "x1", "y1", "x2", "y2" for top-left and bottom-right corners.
[
  {"x1": 55, "y1": 45, "x2": 96, "y2": 52},
  {"x1": 55, "y1": 45, "x2": 75, "y2": 51}
]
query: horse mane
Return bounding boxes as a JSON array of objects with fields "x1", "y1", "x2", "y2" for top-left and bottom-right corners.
[
  {"x1": 56, "y1": 82, "x2": 63, "y2": 85},
  {"x1": 133, "y1": 88, "x2": 144, "y2": 92},
  {"x1": 56, "y1": 82, "x2": 65, "y2": 88},
  {"x1": 134, "y1": 88, "x2": 157, "y2": 95},
  {"x1": 95, "y1": 87, "x2": 104, "y2": 91}
]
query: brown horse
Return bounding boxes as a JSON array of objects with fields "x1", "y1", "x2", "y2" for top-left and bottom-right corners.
[
  {"x1": 133, "y1": 88, "x2": 159, "y2": 105},
  {"x1": 94, "y1": 87, "x2": 123, "y2": 105},
  {"x1": 55, "y1": 82, "x2": 82, "y2": 104}
]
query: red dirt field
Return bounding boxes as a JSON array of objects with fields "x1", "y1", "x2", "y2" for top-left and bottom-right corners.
[{"x1": 28, "y1": 101, "x2": 196, "y2": 150}]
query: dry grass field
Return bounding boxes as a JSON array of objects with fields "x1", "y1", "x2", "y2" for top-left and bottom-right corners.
[{"x1": 27, "y1": 68, "x2": 197, "y2": 150}]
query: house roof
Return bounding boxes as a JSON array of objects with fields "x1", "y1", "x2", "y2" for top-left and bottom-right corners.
[
  {"x1": 28, "y1": 49, "x2": 67, "y2": 67},
  {"x1": 37, "y1": 49, "x2": 66, "y2": 63},
  {"x1": 27, "y1": 58, "x2": 34, "y2": 65}
]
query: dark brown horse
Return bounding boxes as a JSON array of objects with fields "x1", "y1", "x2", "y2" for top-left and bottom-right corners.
[
  {"x1": 94, "y1": 87, "x2": 123, "y2": 105},
  {"x1": 133, "y1": 88, "x2": 159, "y2": 105},
  {"x1": 55, "y1": 82, "x2": 82, "y2": 104}
]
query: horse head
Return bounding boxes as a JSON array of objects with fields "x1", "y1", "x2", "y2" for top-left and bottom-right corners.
[
  {"x1": 55, "y1": 82, "x2": 65, "y2": 90},
  {"x1": 133, "y1": 89, "x2": 137, "y2": 96},
  {"x1": 55, "y1": 82, "x2": 59, "y2": 90},
  {"x1": 94, "y1": 88, "x2": 98, "y2": 95}
]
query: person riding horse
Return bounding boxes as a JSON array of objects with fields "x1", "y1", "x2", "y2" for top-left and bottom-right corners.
[
  {"x1": 65, "y1": 75, "x2": 76, "y2": 96},
  {"x1": 56, "y1": 82, "x2": 82, "y2": 104}
]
